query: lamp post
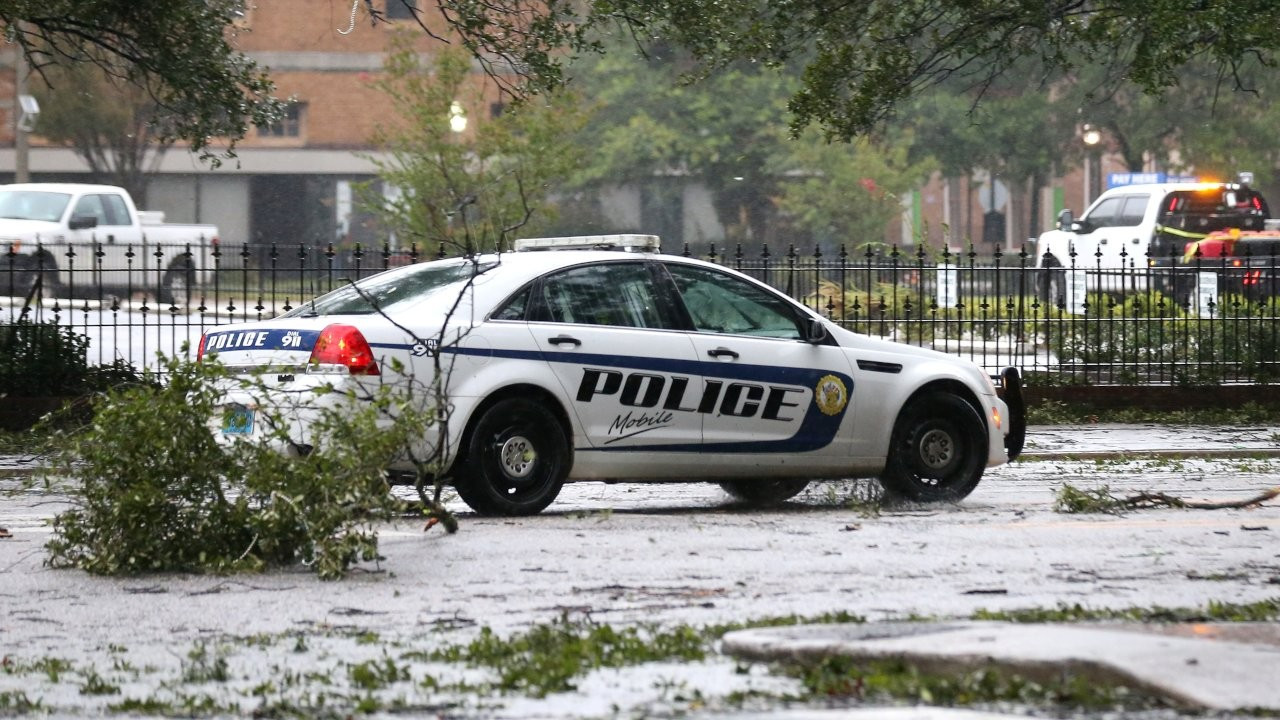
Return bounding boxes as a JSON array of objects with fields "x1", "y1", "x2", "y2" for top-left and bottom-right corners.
[{"x1": 1081, "y1": 124, "x2": 1102, "y2": 205}]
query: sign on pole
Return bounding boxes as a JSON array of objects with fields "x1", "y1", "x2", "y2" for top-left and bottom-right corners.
[
  {"x1": 1195, "y1": 272, "x2": 1219, "y2": 317},
  {"x1": 1067, "y1": 269, "x2": 1088, "y2": 315},
  {"x1": 935, "y1": 264, "x2": 958, "y2": 308}
]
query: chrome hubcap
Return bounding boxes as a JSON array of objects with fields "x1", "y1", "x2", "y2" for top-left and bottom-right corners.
[
  {"x1": 918, "y1": 428, "x2": 954, "y2": 470},
  {"x1": 499, "y1": 436, "x2": 536, "y2": 479}
]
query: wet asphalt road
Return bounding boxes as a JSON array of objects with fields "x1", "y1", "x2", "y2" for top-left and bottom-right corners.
[{"x1": 1, "y1": 431, "x2": 1278, "y2": 717}]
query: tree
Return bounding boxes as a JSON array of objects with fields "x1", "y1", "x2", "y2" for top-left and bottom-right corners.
[
  {"x1": 391, "y1": 0, "x2": 1280, "y2": 143},
  {"x1": 771, "y1": 133, "x2": 933, "y2": 250},
  {"x1": 3, "y1": 0, "x2": 280, "y2": 160},
  {"x1": 566, "y1": 39, "x2": 929, "y2": 250},
  {"x1": 31, "y1": 59, "x2": 172, "y2": 199},
  {"x1": 361, "y1": 34, "x2": 585, "y2": 253}
]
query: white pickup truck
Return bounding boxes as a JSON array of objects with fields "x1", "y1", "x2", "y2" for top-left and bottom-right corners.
[
  {"x1": 0, "y1": 183, "x2": 219, "y2": 305},
  {"x1": 1033, "y1": 179, "x2": 1270, "y2": 301}
]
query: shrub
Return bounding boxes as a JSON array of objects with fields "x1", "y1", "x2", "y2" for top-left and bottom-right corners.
[
  {"x1": 44, "y1": 353, "x2": 445, "y2": 580},
  {"x1": 0, "y1": 319, "x2": 142, "y2": 396}
]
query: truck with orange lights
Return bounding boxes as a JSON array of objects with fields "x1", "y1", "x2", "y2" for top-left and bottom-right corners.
[{"x1": 1032, "y1": 174, "x2": 1271, "y2": 304}]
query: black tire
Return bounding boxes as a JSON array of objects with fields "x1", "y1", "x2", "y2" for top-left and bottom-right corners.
[
  {"x1": 880, "y1": 392, "x2": 987, "y2": 503},
  {"x1": 453, "y1": 397, "x2": 568, "y2": 516},
  {"x1": 11, "y1": 255, "x2": 58, "y2": 302},
  {"x1": 719, "y1": 479, "x2": 809, "y2": 505},
  {"x1": 162, "y1": 260, "x2": 196, "y2": 306}
]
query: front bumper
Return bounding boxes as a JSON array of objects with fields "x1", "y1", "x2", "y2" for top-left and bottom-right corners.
[{"x1": 995, "y1": 367, "x2": 1026, "y2": 461}]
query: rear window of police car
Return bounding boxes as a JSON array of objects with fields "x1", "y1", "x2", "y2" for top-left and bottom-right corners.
[{"x1": 282, "y1": 260, "x2": 499, "y2": 316}]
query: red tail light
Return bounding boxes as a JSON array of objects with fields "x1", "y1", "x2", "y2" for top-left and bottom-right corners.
[
  {"x1": 309, "y1": 324, "x2": 380, "y2": 375},
  {"x1": 197, "y1": 333, "x2": 208, "y2": 361}
]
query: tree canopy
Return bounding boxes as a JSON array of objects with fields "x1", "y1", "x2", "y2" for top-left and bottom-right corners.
[
  {"x1": 3, "y1": 0, "x2": 280, "y2": 160},
  {"x1": 11, "y1": 1, "x2": 1280, "y2": 159},
  {"x1": 389, "y1": 0, "x2": 1280, "y2": 141}
]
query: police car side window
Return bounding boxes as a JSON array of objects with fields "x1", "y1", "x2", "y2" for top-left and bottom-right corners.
[
  {"x1": 491, "y1": 287, "x2": 530, "y2": 321},
  {"x1": 663, "y1": 263, "x2": 804, "y2": 340},
  {"x1": 537, "y1": 263, "x2": 666, "y2": 329}
]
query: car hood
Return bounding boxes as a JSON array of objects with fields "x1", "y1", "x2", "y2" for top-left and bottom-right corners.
[{"x1": 0, "y1": 219, "x2": 63, "y2": 241}]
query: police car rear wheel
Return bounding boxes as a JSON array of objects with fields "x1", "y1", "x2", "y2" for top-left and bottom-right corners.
[
  {"x1": 718, "y1": 479, "x2": 809, "y2": 505},
  {"x1": 880, "y1": 392, "x2": 985, "y2": 502},
  {"x1": 455, "y1": 398, "x2": 568, "y2": 516}
]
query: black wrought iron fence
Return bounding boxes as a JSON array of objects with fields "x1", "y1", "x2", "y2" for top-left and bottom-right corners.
[{"x1": 4, "y1": 240, "x2": 1280, "y2": 385}]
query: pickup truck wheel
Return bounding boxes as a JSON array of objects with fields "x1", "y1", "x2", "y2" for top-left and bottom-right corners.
[
  {"x1": 161, "y1": 261, "x2": 196, "y2": 307},
  {"x1": 880, "y1": 392, "x2": 986, "y2": 503},
  {"x1": 1038, "y1": 258, "x2": 1065, "y2": 307},
  {"x1": 453, "y1": 398, "x2": 568, "y2": 516},
  {"x1": 719, "y1": 479, "x2": 809, "y2": 505},
  {"x1": 10, "y1": 256, "x2": 59, "y2": 302}
]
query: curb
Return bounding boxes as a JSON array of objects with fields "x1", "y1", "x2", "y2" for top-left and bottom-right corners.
[{"x1": 1018, "y1": 447, "x2": 1280, "y2": 462}]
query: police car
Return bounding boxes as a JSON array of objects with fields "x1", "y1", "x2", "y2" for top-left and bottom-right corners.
[{"x1": 199, "y1": 235, "x2": 1025, "y2": 516}]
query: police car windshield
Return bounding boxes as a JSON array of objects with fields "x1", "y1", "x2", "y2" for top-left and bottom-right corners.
[{"x1": 282, "y1": 259, "x2": 499, "y2": 316}]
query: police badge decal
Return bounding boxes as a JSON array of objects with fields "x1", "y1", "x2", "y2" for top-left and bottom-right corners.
[{"x1": 814, "y1": 374, "x2": 849, "y2": 416}]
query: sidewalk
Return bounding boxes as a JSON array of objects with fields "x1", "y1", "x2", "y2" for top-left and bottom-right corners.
[{"x1": 1020, "y1": 423, "x2": 1280, "y2": 460}]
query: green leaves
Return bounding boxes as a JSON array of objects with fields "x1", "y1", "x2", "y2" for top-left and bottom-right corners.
[
  {"x1": 2, "y1": 0, "x2": 282, "y2": 161},
  {"x1": 361, "y1": 33, "x2": 586, "y2": 253},
  {"x1": 43, "y1": 354, "x2": 441, "y2": 580}
]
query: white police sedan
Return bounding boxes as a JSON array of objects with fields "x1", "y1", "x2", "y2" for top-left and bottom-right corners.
[{"x1": 200, "y1": 235, "x2": 1024, "y2": 516}]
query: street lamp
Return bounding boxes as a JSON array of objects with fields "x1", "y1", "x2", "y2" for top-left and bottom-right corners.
[
  {"x1": 1081, "y1": 123, "x2": 1102, "y2": 204},
  {"x1": 448, "y1": 101, "x2": 467, "y2": 134}
]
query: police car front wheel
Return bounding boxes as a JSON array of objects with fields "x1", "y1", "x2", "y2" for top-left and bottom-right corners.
[
  {"x1": 880, "y1": 392, "x2": 985, "y2": 502},
  {"x1": 454, "y1": 397, "x2": 569, "y2": 516}
]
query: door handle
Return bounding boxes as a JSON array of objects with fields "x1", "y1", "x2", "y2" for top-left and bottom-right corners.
[
  {"x1": 547, "y1": 335, "x2": 581, "y2": 347},
  {"x1": 707, "y1": 347, "x2": 739, "y2": 359}
]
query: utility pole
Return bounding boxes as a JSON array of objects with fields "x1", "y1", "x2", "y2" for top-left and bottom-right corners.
[{"x1": 13, "y1": 37, "x2": 29, "y2": 182}]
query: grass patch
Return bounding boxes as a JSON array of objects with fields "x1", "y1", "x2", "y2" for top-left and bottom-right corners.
[
  {"x1": 971, "y1": 598, "x2": 1280, "y2": 624},
  {"x1": 426, "y1": 615, "x2": 707, "y2": 698},
  {"x1": 794, "y1": 656, "x2": 1168, "y2": 711}
]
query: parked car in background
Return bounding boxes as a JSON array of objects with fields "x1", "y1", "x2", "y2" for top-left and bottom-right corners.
[
  {"x1": 200, "y1": 234, "x2": 1025, "y2": 516},
  {"x1": 0, "y1": 183, "x2": 219, "y2": 305}
]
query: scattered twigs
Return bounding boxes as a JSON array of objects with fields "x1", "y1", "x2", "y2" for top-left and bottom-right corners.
[{"x1": 1057, "y1": 484, "x2": 1280, "y2": 514}]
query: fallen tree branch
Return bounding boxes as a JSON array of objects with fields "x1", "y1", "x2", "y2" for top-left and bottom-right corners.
[
  {"x1": 1056, "y1": 484, "x2": 1280, "y2": 514},
  {"x1": 1124, "y1": 487, "x2": 1280, "y2": 510}
]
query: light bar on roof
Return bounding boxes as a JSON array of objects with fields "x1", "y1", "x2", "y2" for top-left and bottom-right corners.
[{"x1": 513, "y1": 234, "x2": 661, "y2": 252}]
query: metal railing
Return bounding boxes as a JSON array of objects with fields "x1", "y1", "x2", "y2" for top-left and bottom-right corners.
[{"x1": 4, "y1": 240, "x2": 1280, "y2": 385}]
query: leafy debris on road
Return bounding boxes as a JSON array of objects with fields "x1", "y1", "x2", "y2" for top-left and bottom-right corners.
[{"x1": 1056, "y1": 483, "x2": 1280, "y2": 513}]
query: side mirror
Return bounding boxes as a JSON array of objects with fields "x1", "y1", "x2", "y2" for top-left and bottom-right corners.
[
  {"x1": 68, "y1": 215, "x2": 98, "y2": 230},
  {"x1": 806, "y1": 317, "x2": 829, "y2": 344},
  {"x1": 1056, "y1": 208, "x2": 1074, "y2": 231}
]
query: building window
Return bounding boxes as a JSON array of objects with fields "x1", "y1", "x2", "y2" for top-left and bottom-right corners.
[
  {"x1": 258, "y1": 102, "x2": 305, "y2": 138},
  {"x1": 490, "y1": 102, "x2": 506, "y2": 119},
  {"x1": 385, "y1": 0, "x2": 417, "y2": 20}
]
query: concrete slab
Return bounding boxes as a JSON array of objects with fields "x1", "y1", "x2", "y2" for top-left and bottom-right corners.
[
  {"x1": 722, "y1": 621, "x2": 1280, "y2": 711},
  {"x1": 1020, "y1": 424, "x2": 1280, "y2": 460}
]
